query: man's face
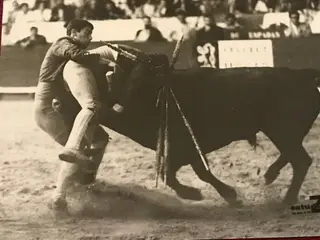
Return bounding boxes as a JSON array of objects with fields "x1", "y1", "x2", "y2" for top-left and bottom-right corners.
[
  {"x1": 30, "y1": 29, "x2": 37, "y2": 37},
  {"x1": 22, "y1": 4, "x2": 29, "y2": 13},
  {"x1": 143, "y1": 17, "x2": 151, "y2": 27},
  {"x1": 12, "y1": 1, "x2": 19, "y2": 10},
  {"x1": 89, "y1": 0, "x2": 97, "y2": 8},
  {"x1": 72, "y1": 27, "x2": 93, "y2": 48},
  {"x1": 290, "y1": 14, "x2": 299, "y2": 25},
  {"x1": 203, "y1": 17, "x2": 213, "y2": 27},
  {"x1": 39, "y1": 2, "x2": 45, "y2": 10},
  {"x1": 106, "y1": 2, "x2": 113, "y2": 10},
  {"x1": 226, "y1": 16, "x2": 235, "y2": 26},
  {"x1": 177, "y1": 14, "x2": 186, "y2": 23}
]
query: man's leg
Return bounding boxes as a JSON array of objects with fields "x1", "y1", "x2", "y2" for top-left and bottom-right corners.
[
  {"x1": 59, "y1": 63, "x2": 101, "y2": 167},
  {"x1": 34, "y1": 98, "x2": 80, "y2": 211}
]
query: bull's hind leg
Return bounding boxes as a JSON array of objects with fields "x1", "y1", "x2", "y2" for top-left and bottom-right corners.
[
  {"x1": 282, "y1": 145, "x2": 312, "y2": 205},
  {"x1": 264, "y1": 155, "x2": 288, "y2": 185},
  {"x1": 264, "y1": 130, "x2": 313, "y2": 205}
]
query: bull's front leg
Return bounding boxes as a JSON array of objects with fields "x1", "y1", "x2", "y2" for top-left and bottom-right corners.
[
  {"x1": 188, "y1": 151, "x2": 242, "y2": 207},
  {"x1": 165, "y1": 150, "x2": 203, "y2": 201}
]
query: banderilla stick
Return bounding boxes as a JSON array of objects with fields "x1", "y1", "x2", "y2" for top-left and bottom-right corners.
[
  {"x1": 155, "y1": 35, "x2": 185, "y2": 186},
  {"x1": 100, "y1": 41, "x2": 151, "y2": 65}
]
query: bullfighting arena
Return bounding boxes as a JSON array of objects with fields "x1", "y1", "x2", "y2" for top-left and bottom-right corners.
[{"x1": 1, "y1": 98, "x2": 320, "y2": 240}]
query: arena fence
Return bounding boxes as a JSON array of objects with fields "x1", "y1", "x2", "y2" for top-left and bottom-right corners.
[{"x1": 1, "y1": 37, "x2": 320, "y2": 95}]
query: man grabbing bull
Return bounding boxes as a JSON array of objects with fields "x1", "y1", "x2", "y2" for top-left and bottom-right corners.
[{"x1": 34, "y1": 19, "x2": 138, "y2": 212}]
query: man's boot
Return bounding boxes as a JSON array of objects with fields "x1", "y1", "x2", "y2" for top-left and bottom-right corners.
[{"x1": 59, "y1": 108, "x2": 97, "y2": 170}]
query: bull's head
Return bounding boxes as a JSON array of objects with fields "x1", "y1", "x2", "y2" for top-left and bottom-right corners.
[{"x1": 106, "y1": 45, "x2": 170, "y2": 111}]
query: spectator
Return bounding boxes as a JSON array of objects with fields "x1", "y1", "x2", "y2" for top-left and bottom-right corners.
[
  {"x1": 154, "y1": 0, "x2": 168, "y2": 17},
  {"x1": 308, "y1": 0, "x2": 320, "y2": 9},
  {"x1": 15, "y1": 26, "x2": 47, "y2": 48},
  {"x1": 169, "y1": 9, "x2": 195, "y2": 41},
  {"x1": 31, "y1": 1, "x2": 52, "y2": 21},
  {"x1": 15, "y1": 3, "x2": 34, "y2": 23},
  {"x1": 254, "y1": 0, "x2": 270, "y2": 13},
  {"x1": 229, "y1": 0, "x2": 254, "y2": 13},
  {"x1": 105, "y1": 0, "x2": 126, "y2": 19},
  {"x1": 275, "y1": 0, "x2": 291, "y2": 12},
  {"x1": 212, "y1": 0, "x2": 230, "y2": 23},
  {"x1": 169, "y1": 0, "x2": 199, "y2": 16},
  {"x1": 284, "y1": 11, "x2": 312, "y2": 37},
  {"x1": 74, "y1": 5, "x2": 88, "y2": 19},
  {"x1": 115, "y1": 0, "x2": 135, "y2": 18},
  {"x1": 218, "y1": 13, "x2": 243, "y2": 29},
  {"x1": 140, "y1": 0, "x2": 158, "y2": 18},
  {"x1": 73, "y1": 0, "x2": 89, "y2": 19},
  {"x1": 5, "y1": 0, "x2": 20, "y2": 34},
  {"x1": 50, "y1": 0, "x2": 74, "y2": 22},
  {"x1": 85, "y1": 0, "x2": 107, "y2": 20},
  {"x1": 198, "y1": 0, "x2": 214, "y2": 16},
  {"x1": 134, "y1": 16, "x2": 167, "y2": 42},
  {"x1": 127, "y1": 0, "x2": 145, "y2": 18},
  {"x1": 195, "y1": 14, "x2": 225, "y2": 42}
]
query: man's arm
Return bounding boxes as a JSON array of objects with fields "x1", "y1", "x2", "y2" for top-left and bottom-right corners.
[
  {"x1": 88, "y1": 45, "x2": 120, "y2": 66},
  {"x1": 51, "y1": 38, "x2": 100, "y2": 63},
  {"x1": 16, "y1": 37, "x2": 32, "y2": 48}
]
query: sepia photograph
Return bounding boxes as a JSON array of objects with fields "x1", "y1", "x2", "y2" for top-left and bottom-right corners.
[{"x1": 0, "y1": 0, "x2": 320, "y2": 239}]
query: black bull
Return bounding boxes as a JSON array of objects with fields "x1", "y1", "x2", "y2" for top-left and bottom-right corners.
[{"x1": 61, "y1": 54, "x2": 320, "y2": 206}]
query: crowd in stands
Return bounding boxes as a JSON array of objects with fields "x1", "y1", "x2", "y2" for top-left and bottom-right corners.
[
  {"x1": 4, "y1": 0, "x2": 320, "y2": 24},
  {"x1": 3, "y1": 0, "x2": 320, "y2": 47}
]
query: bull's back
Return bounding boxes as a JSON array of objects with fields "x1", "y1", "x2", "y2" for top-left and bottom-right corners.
[{"x1": 171, "y1": 67, "x2": 320, "y2": 151}]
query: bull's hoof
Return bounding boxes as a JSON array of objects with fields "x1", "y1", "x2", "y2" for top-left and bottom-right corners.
[
  {"x1": 282, "y1": 196, "x2": 298, "y2": 207},
  {"x1": 228, "y1": 199, "x2": 244, "y2": 208},
  {"x1": 219, "y1": 186, "x2": 238, "y2": 204},
  {"x1": 264, "y1": 169, "x2": 280, "y2": 185},
  {"x1": 175, "y1": 185, "x2": 203, "y2": 201}
]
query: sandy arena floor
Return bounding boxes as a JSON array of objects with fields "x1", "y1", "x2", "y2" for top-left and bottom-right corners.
[{"x1": 0, "y1": 100, "x2": 320, "y2": 240}]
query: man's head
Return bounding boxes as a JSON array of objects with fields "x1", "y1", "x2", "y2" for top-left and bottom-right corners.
[
  {"x1": 203, "y1": 14, "x2": 215, "y2": 29},
  {"x1": 20, "y1": 3, "x2": 29, "y2": 14},
  {"x1": 89, "y1": 0, "x2": 97, "y2": 8},
  {"x1": 38, "y1": 1, "x2": 45, "y2": 10},
  {"x1": 66, "y1": 19, "x2": 94, "y2": 48},
  {"x1": 56, "y1": 0, "x2": 64, "y2": 5},
  {"x1": 105, "y1": 1, "x2": 115, "y2": 10},
  {"x1": 176, "y1": 9, "x2": 187, "y2": 23},
  {"x1": 12, "y1": 0, "x2": 19, "y2": 10},
  {"x1": 225, "y1": 13, "x2": 236, "y2": 26},
  {"x1": 289, "y1": 11, "x2": 300, "y2": 25},
  {"x1": 142, "y1": 16, "x2": 152, "y2": 28},
  {"x1": 30, "y1": 27, "x2": 38, "y2": 36}
]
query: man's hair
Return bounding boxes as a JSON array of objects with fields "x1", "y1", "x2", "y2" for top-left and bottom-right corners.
[
  {"x1": 226, "y1": 13, "x2": 236, "y2": 21},
  {"x1": 142, "y1": 16, "x2": 151, "y2": 21},
  {"x1": 30, "y1": 26, "x2": 38, "y2": 31},
  {"x1": 66, "y1": 19, "x2": 94, "y2": 36},
  {"x1": 176, "y1": 9, "x2": 186, "y2": 16},
  {"x1": 20, "y1": 3, "x2": 29, "y2": 8},
  {"x1": 289, "y1": 11, "x2": 299, "y2": 18}
]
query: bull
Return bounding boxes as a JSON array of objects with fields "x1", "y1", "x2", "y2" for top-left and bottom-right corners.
[{"x1": 61, "y1": 45, "x2": 320, "y2": 207}]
